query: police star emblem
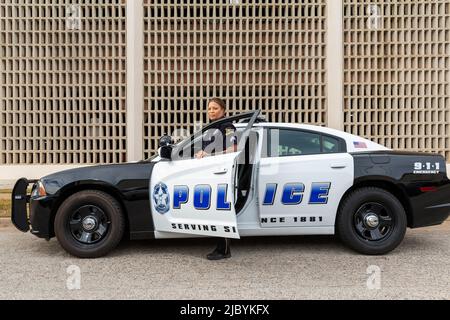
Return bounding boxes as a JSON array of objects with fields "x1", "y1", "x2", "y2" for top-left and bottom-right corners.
[{"x1": 153, "y1": 182, "x2": 170, "y2": 214}]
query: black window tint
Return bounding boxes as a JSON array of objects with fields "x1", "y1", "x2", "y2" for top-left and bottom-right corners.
[
  {"x1": 322, "y1": 135, "x2": 340, "y2": 153},
  {"x1": 265, "y1": 128, "x2": 345, "y2": 158},
  {"x1": 274, "y1": 129, "x2": 321, "y2": 157},
  {"x1": 178, "y1": 126, "x2": 245, "y2": 159}
]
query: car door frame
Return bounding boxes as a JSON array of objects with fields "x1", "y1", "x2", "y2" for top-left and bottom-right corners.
[
  {"x1": 257, "y1": 126, "x2": 353, "y2": 229},
  {"x1": 150, "y1": 110, "x2": 262, "y2": 239}
]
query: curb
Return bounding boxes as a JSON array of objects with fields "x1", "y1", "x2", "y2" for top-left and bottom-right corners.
[{"x1": 0, "y1": 218, "x2": 11, "y2": 228}]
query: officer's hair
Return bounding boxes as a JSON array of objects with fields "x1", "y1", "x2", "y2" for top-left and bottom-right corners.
[{"x1": 208, "y1": 98, "x2": 226, "y2": 111}]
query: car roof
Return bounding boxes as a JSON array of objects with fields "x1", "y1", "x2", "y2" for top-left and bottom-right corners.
[
  {"x1": 234, "y1": 122, "x2": 389, "y2": 152},
  {"x1": 235, "y1": 122, "x2": 345, "y2": 137}
]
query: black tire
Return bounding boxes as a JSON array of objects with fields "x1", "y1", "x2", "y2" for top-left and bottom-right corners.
[
  {"x1": 54, "y1": 190, "x2": 125, "y2": 258},
  {"x1": 336, "y1": 187, "x2": 407, "y2": 255}
]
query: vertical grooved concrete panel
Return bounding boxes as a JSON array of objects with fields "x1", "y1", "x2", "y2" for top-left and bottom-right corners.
[
  {"x1": 0, "y1": 1, "x2": 127, "y2": 165},
  {"x1": 344, "y1": 0, "x2": 450, "y2": 161},
  {"x1": 143, "y1": 1, "x2": 328, "y2": 159}
]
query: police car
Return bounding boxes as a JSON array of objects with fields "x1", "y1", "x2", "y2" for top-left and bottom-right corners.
[{"x1": 11, "y1": 111, "x2": 450, "y2": 258}]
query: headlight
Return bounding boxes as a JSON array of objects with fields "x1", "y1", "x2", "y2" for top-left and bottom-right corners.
[{"x1": 31, "y1": 181, "x2": 47, "y2": 198}]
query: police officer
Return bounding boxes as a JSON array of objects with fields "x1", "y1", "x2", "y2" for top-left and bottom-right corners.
[{"x1": 195, "y1": 98, "x2": 237, "y2": 260}]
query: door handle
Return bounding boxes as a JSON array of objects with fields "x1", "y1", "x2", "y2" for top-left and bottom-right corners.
[
  {"x1": 330, "y1": 164, "x2": 347, "y2": 169},
  {"x1": 213, "y1": 168, "x2": 228, "y2": 174}
]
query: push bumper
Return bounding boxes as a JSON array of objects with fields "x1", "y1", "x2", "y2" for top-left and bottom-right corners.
[
  {"x1": 11, "y1": 178, "x2": 37, "y2": 232},
  {"x1": 11, "y1": 178, "x2": 54, "y2": 239}
]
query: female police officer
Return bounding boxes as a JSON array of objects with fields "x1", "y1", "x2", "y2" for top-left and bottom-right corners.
[{"x1": 195, "y1": 98, "x2": 237, "y2": 260}]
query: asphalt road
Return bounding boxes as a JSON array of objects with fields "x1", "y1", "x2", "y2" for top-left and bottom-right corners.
[{"x1": 0, "y1": 221, "x2": 449, "y2": 300}]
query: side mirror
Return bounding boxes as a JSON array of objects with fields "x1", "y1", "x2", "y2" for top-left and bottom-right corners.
[
  {"x1": 158, "y1": 145, "x2": 172, "y2": 160},
  {"x1": 159, "y1": 135, "x2": 173, "y2": 147},
  {"x1": 158, "y1": 135, "x2": 173, "y2": 160}
]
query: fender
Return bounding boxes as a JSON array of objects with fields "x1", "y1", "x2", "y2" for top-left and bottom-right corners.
[
  {"x1": 39, "y1": 162, "x2": 157, "y2": 239},
  {"x1": 350, "y1": 151, "x2": 450, "y2": 227}
]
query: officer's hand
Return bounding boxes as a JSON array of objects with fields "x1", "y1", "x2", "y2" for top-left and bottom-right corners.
[{"x1": 195, "y1": 150, "x2": 208, "y2": 159}]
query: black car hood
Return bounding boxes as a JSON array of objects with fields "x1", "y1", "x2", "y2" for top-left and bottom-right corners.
[{"x1": 40, "y1": 161, "x2": 157, "y2": 196}]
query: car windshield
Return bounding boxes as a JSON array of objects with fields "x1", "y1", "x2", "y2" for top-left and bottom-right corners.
[
  {"x1": 143, "y1": 111, "x2": 260, "y2": 161},
  {"x1": 143, "y1": 153, "x2": 159, "y2": 162},
  {"x1": 143, "y1": 126, "x2": 205, "y2": 161}
]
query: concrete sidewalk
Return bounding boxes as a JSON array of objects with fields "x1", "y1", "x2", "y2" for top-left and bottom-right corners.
[
  {"x1": 0, "y1": 222, "x2": 449, "y2": 299},
  {"x1": 0, "y1": 180, "x2": 14, "y2": 189}
]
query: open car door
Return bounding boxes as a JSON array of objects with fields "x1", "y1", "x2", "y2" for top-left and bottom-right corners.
[{"x1": 150, "y1": 111, "x2": 260, "y2": 239}]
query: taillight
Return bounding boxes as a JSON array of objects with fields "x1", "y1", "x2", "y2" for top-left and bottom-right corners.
[{"x1": 419, "y1": 186, "x2": 438, "y2": 192}]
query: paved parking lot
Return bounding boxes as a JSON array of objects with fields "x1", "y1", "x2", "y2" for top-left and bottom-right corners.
[{"x1": 0, "y1": 221, "x2": 449, "y2": 300}]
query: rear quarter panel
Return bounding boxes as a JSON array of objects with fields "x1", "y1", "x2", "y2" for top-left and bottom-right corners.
[{"x1": 352, "y1": 151, "x2": 450, "y2": 228}]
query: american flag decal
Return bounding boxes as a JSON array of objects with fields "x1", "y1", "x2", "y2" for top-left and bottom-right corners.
[{"x1": 353, "y1": 141, "x2": 367, "y2": 148}]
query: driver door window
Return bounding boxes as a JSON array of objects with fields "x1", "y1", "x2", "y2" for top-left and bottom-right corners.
[{"x1": 175, "y1": 127, "x2": 244, "y2": 160}]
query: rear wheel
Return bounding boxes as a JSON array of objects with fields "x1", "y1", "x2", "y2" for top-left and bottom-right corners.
[
  {"x1": 54, "y1": 190, "x2": 125, "y2": 258},
  {"x1": 336, "y1": 187, "x2": 407, "y2": 255}
]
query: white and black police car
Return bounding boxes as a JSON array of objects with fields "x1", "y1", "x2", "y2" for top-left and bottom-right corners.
[{"x1": 11, "y1": 111, "x2": 450, "y2": 258}]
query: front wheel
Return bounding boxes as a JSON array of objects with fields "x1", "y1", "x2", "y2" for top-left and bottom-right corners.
[
  {"x1": 54, "y1": 190, "x2": 125, "y2": 258},
  {"x1": 336, "y1": 187, "x2": 407, "y2": 255}
]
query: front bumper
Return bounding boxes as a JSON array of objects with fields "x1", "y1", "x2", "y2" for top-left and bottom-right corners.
[
  {"x1": 11, "y1": 178, "x2": 37, "y2": 232},
  {"x1": 11, "y1": 178, "x2": 54, "y2": 239}
]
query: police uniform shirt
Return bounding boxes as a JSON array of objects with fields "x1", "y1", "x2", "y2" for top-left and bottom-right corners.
[{"x1": 202, "y1": 122, "x2": 238, "y2": 154}]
